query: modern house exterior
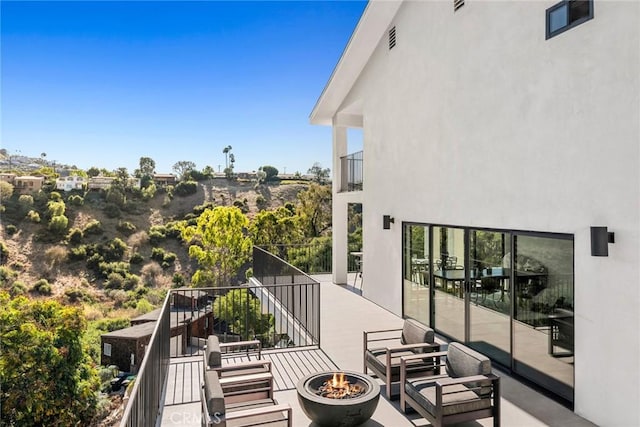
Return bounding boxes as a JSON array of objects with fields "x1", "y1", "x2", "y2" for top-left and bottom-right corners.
[{"x1": 311, "y1": 1, "x2": 639, "y2": 426}]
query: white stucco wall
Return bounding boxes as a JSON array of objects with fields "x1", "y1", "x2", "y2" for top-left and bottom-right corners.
[{"x1": 335, "y1": 1, "x2": 640, "y2": 425}]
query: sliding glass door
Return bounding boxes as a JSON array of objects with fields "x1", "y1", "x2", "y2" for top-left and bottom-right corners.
[
  {"x1": 432, "y1": 226, "x2": 466, "y2": 342},
  {"x1": 468, "y1": 230, "x2": 511, "y2": 367},
  {"x1": 402, "y1": 223, "x2": 575, "y2": 404}
]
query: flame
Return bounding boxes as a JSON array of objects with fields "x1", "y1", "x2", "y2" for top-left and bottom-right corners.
[{"x1": 317, "y1": 372, "x2": 364, "y2": 399}]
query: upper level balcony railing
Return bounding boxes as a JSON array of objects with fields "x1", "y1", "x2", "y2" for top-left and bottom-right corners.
[
  {"x1": 119, "y1": 246, "x2": 320, "y2": 426},
  {"x1": 340, "y1": 150, "x2": 363, "y2": 192}
]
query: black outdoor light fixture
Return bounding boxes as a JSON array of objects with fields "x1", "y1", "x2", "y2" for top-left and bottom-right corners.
[
  {"x1": 591, "y1": 226, "x2": 615, "y2": 257},
  {"x1": 383, "y1": 215, "x2": 394, "y2": 230}
]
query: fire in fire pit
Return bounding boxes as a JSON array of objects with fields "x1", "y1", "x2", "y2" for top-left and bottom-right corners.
[
  {"x1": 297, "y1": 370, "x2": 380, "y2": 427},
  {"x1": 316, "y1": 372, "x2": 365, "y2": 399}
]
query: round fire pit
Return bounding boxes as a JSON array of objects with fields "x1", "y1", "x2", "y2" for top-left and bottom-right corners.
[{"x1": 296, "y1": 370, "x2": 380, "y2": 427}]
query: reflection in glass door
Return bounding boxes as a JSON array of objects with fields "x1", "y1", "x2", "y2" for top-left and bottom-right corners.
[
  {"x1": 433, "y1": 226, "x2": 466, "y2": 341},
  {"x1": 403, "y1": 225, "x2": 430, "y2": 326},
  {"x1": 513, "y1": 234, "x2": 574, "y2": 402},
  {"x1": 468, "y1": 230, "x2": 511, "y2": 367}
]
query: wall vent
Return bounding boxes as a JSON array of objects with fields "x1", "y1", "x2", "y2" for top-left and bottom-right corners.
[
  {"x1": 454, "y1": 0, "x2": 465, "y2": 12},
  {"x1": 388, "y1": 26, "x2": 396, "y2": 50}
]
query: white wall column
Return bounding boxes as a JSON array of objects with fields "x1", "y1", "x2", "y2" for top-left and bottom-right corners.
[{"x1": 332, "y1": 123, "x2": 348, "y2": 285}]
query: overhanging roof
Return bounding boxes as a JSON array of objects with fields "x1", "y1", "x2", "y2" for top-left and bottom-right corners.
[{"x1": 309, "y1": 1, "x2": 402, "y2": 126}]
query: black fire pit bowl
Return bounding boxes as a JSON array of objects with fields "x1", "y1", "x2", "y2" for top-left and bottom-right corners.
[{"x1": 296, "y1": 370, "x2": 380, "y2": 427}]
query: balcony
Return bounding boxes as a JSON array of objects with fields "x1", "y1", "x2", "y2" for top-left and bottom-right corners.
[
  {"x1": 340, "y1": 151, "x2": 363, "y2": 192},
  {"x1": 119, "y1": 247, "x2": 594, "y2": 427}
]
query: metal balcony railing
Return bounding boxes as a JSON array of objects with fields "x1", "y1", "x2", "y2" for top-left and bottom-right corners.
[
  {"x1": 119, "y1": 246, "x2": 321, "y2": 426},
  {"x1": 340, "y1": 151, "x2": 363, "y2": 192},
  {"x1": 257, "y1": 243, "x2": 361, "y2": 274}
]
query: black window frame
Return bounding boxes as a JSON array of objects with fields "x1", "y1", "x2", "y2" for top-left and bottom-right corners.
[{"x1": 546, "y1": 0, "x2": 594, "y2": 40}]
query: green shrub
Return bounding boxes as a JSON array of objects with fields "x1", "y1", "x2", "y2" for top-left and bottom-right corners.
[
  {"x1": 5, "y1": 224, "x2": 17, "y2": 235},
  {"x1": 9, "y1": 281, "x2": 27, "y2": 296},
  {"x1": 150, "y1": 247, "x2": 166, "y2": 262},
  {"x1": 69, "y1": 245, "x2": 88, "y2": 261},
  {"x1": 98, "y1": 261, "x2": 130, "y2": 279},
  {"x1": 65, "y1": 287, "x2": 90, "y2": 303},
  {"x1": 172, "y1": 273, "x2": 186, "y2": 287},
  {"x1": 123, "y1": 274, "x2": 140, "y2": 290},
  {"x1": 68, "y1": 227, "x2": 84, "y2": 244},
  {"x1": 27, "y1": 210, "x2": 41, "y2": 223},
  {"x1": 0, "y1": 266, "x2": 17, "y2": 285},
  {"x1": 256, "y1": 195, "x2": 267, "y2": 211},
  {"x1": 104, "y1": 272, "x2": 125, "y2": 290},
  {"x1": 99, "y1": 238, "x2": 128, "y2": 262},
  {"x1": 130, "y1": 252, "x2": 144, "y2": 264},
  {"x1": 0, "y1": 241, "x2": 9, "y2": 264},
  {"x1": 174, "y1": 180, "x2": 198, "y2": 197},
  {"x1": 83, "y1": 219, "x2": 103, "y2": 235},
  {"x1": 32, "y1": 279, "x2": 52, "y2": 295},
  {"x1": 148, "y1": 226, "x2": 167, "y2": 245},
  {"x1": 135, "y1": 298, "x2": 154, "y2": 314},
  {"x1": 49, "y1": 191, "x2": 62, "y2": 201},
  {"x1": 68, "y1": 194, "x2": 84, "y2": 206},
  {"x1": 116, "y1": 221, "x2": 137, "y2": 235},
  {"x1": 48, "y1": 215, "x2": 69, "y2": 233},
  {"x1": 47, "y1": 200, "x2": 66, "y2": 217}
]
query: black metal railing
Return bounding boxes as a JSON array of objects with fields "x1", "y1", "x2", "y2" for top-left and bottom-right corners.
[
  {"x1": 252, "y1": 246, "x2": 320, "y2": 346},
  {"x1": 120, "y1": 292, "x2": 171, "y2": 427},
  {"x1": 340, "y1": 150, "x2": 363, "y2": 192},
  {"x1": 257, "y1": 243, "x2": 361, "y2": 274}
]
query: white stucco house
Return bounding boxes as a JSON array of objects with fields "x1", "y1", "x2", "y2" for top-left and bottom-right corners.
[
  {"x1": 56, "y1": 175, "x2": 86, "y2": 192},
  {"x1": 311, "y1": 1, "x2": 639, "y2": 426}
]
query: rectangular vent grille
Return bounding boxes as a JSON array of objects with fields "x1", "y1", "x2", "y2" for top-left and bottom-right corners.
[
  {"x1": 454, "y1": 0, "x2": 465, "y2": 12},
  {"x1": 388, "y1": 26, "x2": 396, "y2": 50}
]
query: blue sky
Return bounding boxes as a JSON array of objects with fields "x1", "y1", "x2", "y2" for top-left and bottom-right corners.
[{"x1": 1, "y1": 1, "x2": 366, "y2": 175}]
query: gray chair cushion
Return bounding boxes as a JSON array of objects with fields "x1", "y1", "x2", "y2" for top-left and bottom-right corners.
[
  {"x1": 405, "y1": 379, "x2": 492, "y2": 417},
  {"x1": 445, "y1": 342, "x2": 492, "y2": 397},
  {"x1": 206, "y1": 335, "x2": 222, "y2": 368},
  {"x1": 203, "y1": 370, "x2": 226, "y2": 416},
  {"x1": 400, "y1": 319, "x2": 435, "y2": 353},
  {"x1": 445, "y1": 342, "x2": 491, "y2": 378}
]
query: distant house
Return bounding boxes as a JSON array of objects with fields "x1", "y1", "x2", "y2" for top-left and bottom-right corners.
[
  {"x1": 0, "y1": 173, "x2": 16, "y2": 184},
  {"x1": 13, "y1": 176, "x2": 44, "y2": 194},
  {"x1": 126, "y1": 177, "x2": 141, "y2": 190},
  {"x1": 87, "y1": 176, "x2": 115, "y2": 190},
  {"x1": 101, "y1": 300, "x2": 213, "y2": 372},
  {"x1": 153, "y1": 174, "x2": 177, "y2": 186},
  {"x1": 56, "y1": 176, "x2": 86, "y2": 192}
]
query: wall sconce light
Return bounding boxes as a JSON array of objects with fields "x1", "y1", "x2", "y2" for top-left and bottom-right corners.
[
  {"x1": 383, "y1": 215, "x2": 395, "y2": 230},
  {"x1": 591, "y1": 226, "x2": 615, "y2": 256}
]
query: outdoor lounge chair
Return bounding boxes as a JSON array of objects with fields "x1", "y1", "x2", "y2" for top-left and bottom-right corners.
[
  {"x1": 201, "y1": 368, "x2": 292, "y2": 427},
  {"x1": 363, "y1": 318, "x2": 440, "y2": 399},
  {"x1": 204, "y1": 335, "x2": 270, "y2": 378},
  {"x1": 400, "y1": 342, "x2": 500, "y2": 427}
]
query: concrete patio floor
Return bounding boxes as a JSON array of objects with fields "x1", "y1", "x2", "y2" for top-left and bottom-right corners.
[{"x1": 159, "y1": 274, "x2": 596, "y2": 426}]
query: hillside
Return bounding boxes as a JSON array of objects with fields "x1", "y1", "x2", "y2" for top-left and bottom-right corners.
[{"x1": 0, "y1": 179, "x2": 309, "y2": 303}]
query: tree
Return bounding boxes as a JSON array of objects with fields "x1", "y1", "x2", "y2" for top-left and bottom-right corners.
[
  {"x1": 86, "y1": 167, "x2": 101, "y2": 177},
  {"x1": 296, "y1": 183, "x2": 332, "y2": 238},
  {"x1": 181, "y1": 206, "x2": 252, "y2": 287},
  {"x1": 249, "y1": 207, "x2": 302, "y2": 253},
  {"x1": 307, "y1": 162, "x2": 330, "y2": 185},
  {"x1": 173, "y1": 160, "x2": 196, "y2": 181},
  {"x1": 0, "y1": 180, "x2": 14, "y2": 201},
  {"x1": 222, "y1": 145, "x2": 232, "y2": 168},
  {"x1": 213, "y1": 289, "x2": 275, "y2": 343},
  {"x1": 0, "y1": 292, "x2": 99, "y2": 425},
  {"x1": 260, "y1": 165, "x2": 279, "y2": 182},
  {"x1": 135, "y1": 156, "x2": 156, "y2": 178}
]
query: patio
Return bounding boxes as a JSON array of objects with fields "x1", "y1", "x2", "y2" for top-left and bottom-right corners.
[{"x1": 158, "y1": 274, "x2": 594, "y2": 427}]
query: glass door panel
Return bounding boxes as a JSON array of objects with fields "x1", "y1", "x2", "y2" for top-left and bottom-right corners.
[
  {"x1": 403, "y1": 224, "x2": 430, "y2": 326},
  {"x1": 512, "y1": 234, "x2": 574, "y2": 403},
  {"x1": 468, "y1": 230, "x2": 511, "y2": 366},
  {"x1": 433, "y1": 226, "x2": 466, "y2": 341}
]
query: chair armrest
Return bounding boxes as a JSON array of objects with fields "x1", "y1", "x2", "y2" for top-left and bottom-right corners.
[
  {"x1": 384, "y1": 342, "x2": 440, "y2": 354},
  {"x1": 212, "y1": 360, "x2": 272, "y2": 374},
  {"x1": 400, "y1": 350, "x2": 448, "y2": 361},
  {"x1": 436, "y1": 373, "x2": 496, "y2": 387},
  {"x1": 219, "y1": 339, "x2": 262, "y2": 359},
  {"x1": 226, "y1": 403, "x2": 293, "y2": 427}
]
